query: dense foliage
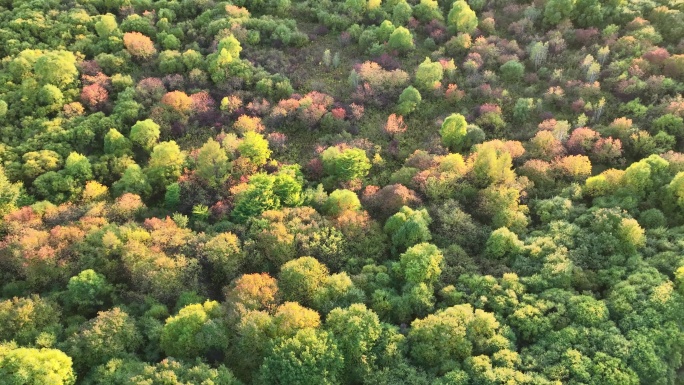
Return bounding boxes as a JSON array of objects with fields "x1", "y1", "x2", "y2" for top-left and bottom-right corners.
[{"x1": 1, "y1": 0, "x2": 684, "y2": 384}]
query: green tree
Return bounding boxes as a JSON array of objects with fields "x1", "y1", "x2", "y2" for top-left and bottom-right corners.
[
  {"x1": 668, "y1": 171, "x2": 684, "y2": 210},
  {"x1": 38, "y1": 84, "x2": 64, "y2": 112},
  {"x1": 589, "y1": 352, "x2": 640, "y2": 385},
  {"x1": 485, "y1": 227, "x2": 524, "y2": 260},
  {"x1": 622, "y1": 154, "x2": 669, "y2": 199},
  {"x1": 513, "y1": 98, "x2": 535, "y2": 123},
  {"x1": 160, "y1": 301, "x2": 228, "y2": 360},
  {"x1": 22, "y1": 150, "x2": 62, "y2": 180},
  {"x1": 129, "y1": 119, "x2": 160, "y2": 152},
  {"x1": 32, "y1": 171, "x2": 78, "y2": 203},
  {"x1": 0, "y1": 165, "x2": 21, "y2": 216},
  {"x1": 312, "y1": 273, "x2": 366, "y2": 314},
  {"x1": 231, "y1": 173, "x2": 282, "y2": 223},
  {"x1": 65, "y1": 308, "x2": 140, "y2": 370},
  {"x1": 384, "y1": 206, "x2": 432, "y2": 254},
  {"x1": 182, "y1": 50, "x2": 204, "y2": 71},
  {"x1": 393, "y1": 0, "x2": 413, "y2": 25},
  {"x1": 164, "y1": 182, "x2": 181, "y2": 210},
  {"x1": 508, "y1": 303, "x2": 553, "y2": 343},
  {"x1": 573, "y1": 0, "x2": 603, "y2": 27},
  {"x1": 273, "y1": 167, "x2": 304, "y2": 206},
  {"x1": 399, "y1": 243, "x2": 443, "y2": 286},
  {"x1": 323, "y1": 189, "x2": 361, "y2": 216},
  {"x1": 64, "y1": 152, "x2": 93, "y2": 183},
  {"x1": 0, "y1": 295, "x2": 62, "y2": 346},
  {"x1": 112, "y1": 164, "x2": 151, "y2": 198},
  {"x1": 145, "y1": 141, "x2": 185, "y2": 190},
  {"x1": 257, "y1": 328, "x2": 344, "y2": 385},
  {"x1": 447, "y1": 0, "x2": 478, "y2": 34},
  {"x1": 238, "y1": 131, "x2": 271, "y2": 166},
  {"x1": 217, "y1": 35, "x2": 242, "y2": 60},
  {"x1": 87, "y1": 357, "x2": 240, "y2": 385},
  {"x1": 34, "y1": 51, "x2": 78, "y2": 89},
  {"x1": 397, "y1": 86, "x2": 422, "y2": 115},
  {"x1": 203, "y1": 232, "x2": 244, "y2": 285},
  {"x1": 158, "y1": 50, "x2": 184, "y2": 74},
  {"x1": 408, "y1": 304, "x2": 502, "y2": 375},
  {"x1": 440, "y1": 113, "x2": 468, "y2": 152},
  {"x1": 413, "y1": 0, "x2": 442, "y2": 22},
  {"x1": 104, "y1": 129, "x2": 132, "y2": 156},
  {"x1": 279, "y1": 256, "x2": 329, "y2": 306},
  {"x1": 415, "y1": 57, "x2": 444, "y2": 91},
  {"x1": 321, "y1": 146, "x2": 371, "y2": 186},
  {"x1": 9, "y1": 50, "x2": 41, "y2": 83},
  {"x1": 471, "y1": 144, "x2": 515, "y2": 187},
  {"x1": 207, "y1": 48, "x2": 253, "y2": 84},
  {"x1": 0, "y1": 343, "x2": 75, "y2": 385},
  {"x1": 196, "y1": 138, "x2": 230, "y2": 188},
  {"x1": 499, "y1": 60, "x2": 525, "y2": 83},
  {"x1": 544, "y1": 0, "x2": 575, "y2": 25},
  {"x1": 388, "y1": 26, "x2": 414, "y2": 53},
  {"x1": 229, "y1": 310, "x2": 275, "y2": 381},
  {"x1": 653, "y1": 114, "x2": 684, "y2": 139},
  {"x1": 238, "y1": 0, "x2": 291, "y2": 15},
  {"x1": 572, "y1": 208, "x2": 645, "y2": 271},
  {"x1": 345, "y1": 0, "x2": 368, "y2": 20},
  {"x1": 64, "y1": 270, "x2": 113, "y2": 314},
  {"x1": 325, "y1": 304, "x2": 382, "y2": 383},
  {"x1": 650, "y1": 6, "x2": 684, "y2": 45},
  {"x1": 95, "y1": 14, "x2": 119, "y2": 38},
  {"x1": 567, "y1": 295, "x2": 609, "y2": 327}
]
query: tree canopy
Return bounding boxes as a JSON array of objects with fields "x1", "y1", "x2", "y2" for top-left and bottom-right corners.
[{"x1": 0, "y1": 0, "x2": 683, "y2": 384}]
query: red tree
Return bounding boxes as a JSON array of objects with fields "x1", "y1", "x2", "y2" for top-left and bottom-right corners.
[
  {"x1": 80, "y1": 84, "x2": 109, "y2": 111},
  {"x1": 566, "y1": 127, "x2": 599, "y2": 154},
  {"x1": 643, "y1": 47, "x2": 670, "y2": 67},
  {"x1": 136, "y1": 78, "x2": 166, "y2": 101},
  {"x1": 190, "y1": 91, "x2": 216, "y2": 114},
  {"x1": 592, "y1": 137, "x2": 623, "y2": 163}
]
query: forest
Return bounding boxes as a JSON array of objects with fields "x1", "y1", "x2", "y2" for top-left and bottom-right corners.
[{"x1": 1, "y1": 0, "x2": 684, "y2": 383}]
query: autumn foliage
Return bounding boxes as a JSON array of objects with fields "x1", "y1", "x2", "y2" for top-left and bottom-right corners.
[
  {"x1": 123, "y1": 32, "x2": 157, "y2": 59},
  {"x1": 161, "y1": 90, "x2": 193, "y2": 113},
  {"x1": 1, "y1": 1, "x2": 684, "y2": 384},
  {"x1": 384, "y1": 113, "x2": 406, "y2": 137},
  {"x1": 80, "y1": 84, "x2": 108, "y2": 110}
]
